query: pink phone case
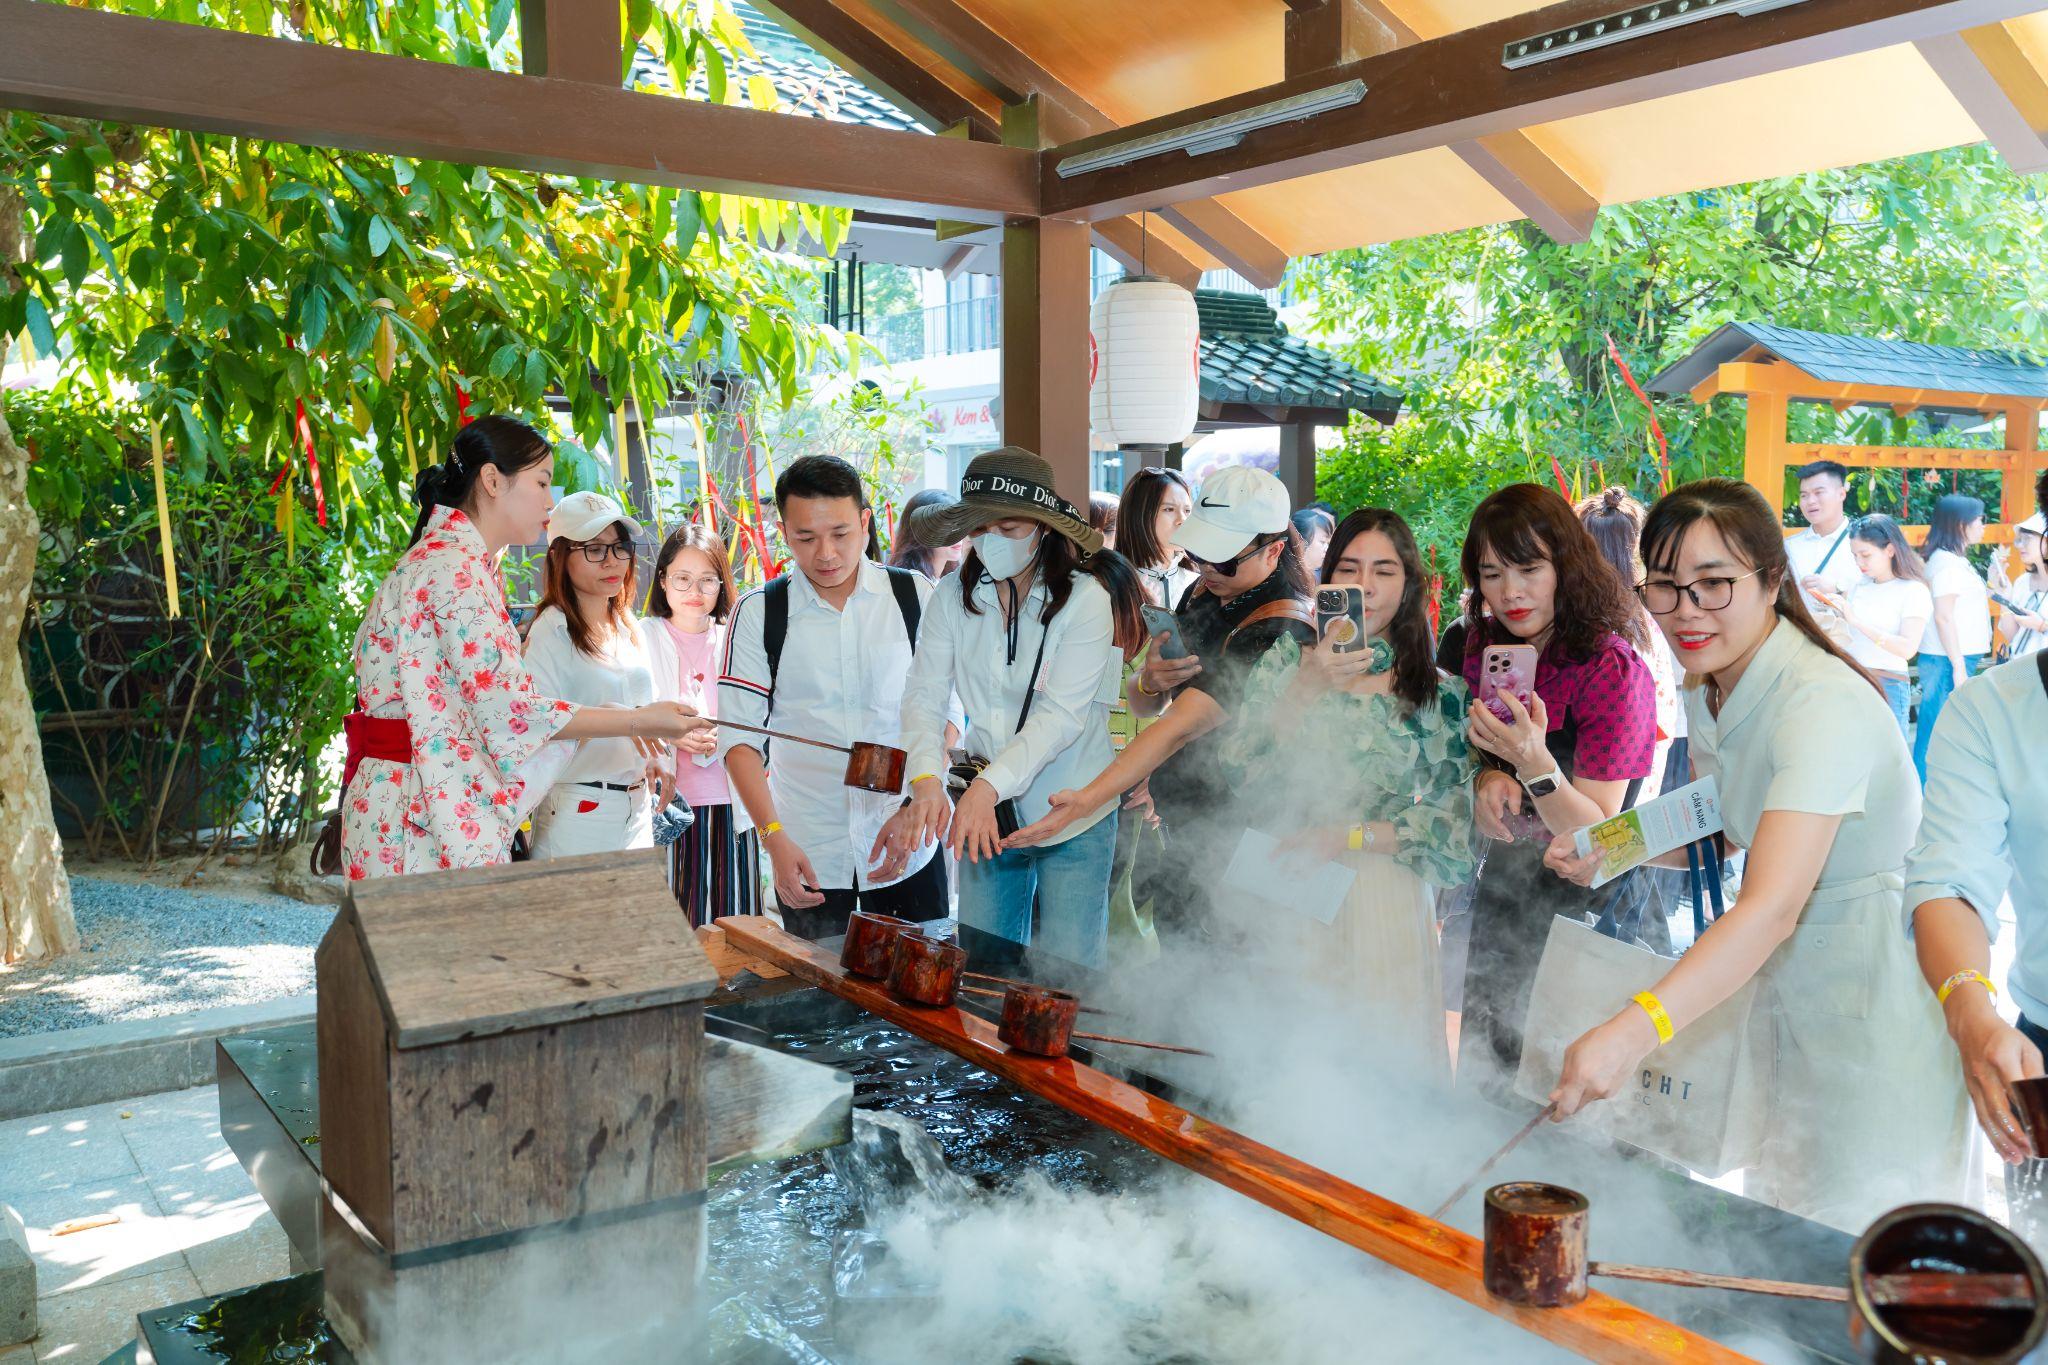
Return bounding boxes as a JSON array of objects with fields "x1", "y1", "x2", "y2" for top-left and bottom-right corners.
[{"x1": 1481, "y1": 645, "x2": 1538, "y2": 723}]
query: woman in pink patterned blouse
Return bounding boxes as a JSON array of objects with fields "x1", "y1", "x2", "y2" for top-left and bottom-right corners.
[
  {"x1": 332, "y1": 417, "x2": 709, "y2": 881},
  {"x1": 1455, "y1": 483, "x2": 1658, "y2": 1093}
]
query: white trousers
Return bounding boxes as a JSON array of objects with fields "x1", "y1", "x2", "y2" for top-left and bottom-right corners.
[{"x1": 529, "y1": 782, "x2": 654, "y2": 861}]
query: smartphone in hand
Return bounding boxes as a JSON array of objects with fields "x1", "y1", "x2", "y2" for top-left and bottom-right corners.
[
  {"x1": 1140, "y1": 604, "x2": 1189, "y2": 660},
  {"x1": 1481, "y1": 644, "x2": 1539, "y2": 723},
  {"x1": 1315, "y1": 585, "x2": 1367, "y2": 654}
]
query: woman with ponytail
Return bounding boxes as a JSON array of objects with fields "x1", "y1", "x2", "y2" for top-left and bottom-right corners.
[
  {"x1": 329, "y1": 415, "x2": 709, "y2": 881},
  {"x1": 881, "y1": 447, "x2": 1145, "y2": 969},
  {"x1": 1541, "y1": 478, "x2": 1971, "y2": 1231}
]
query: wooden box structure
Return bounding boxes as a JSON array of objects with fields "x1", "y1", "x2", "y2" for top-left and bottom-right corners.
[{"x1": 315, "y1": 849, "x2": 718, "y2": 1363}]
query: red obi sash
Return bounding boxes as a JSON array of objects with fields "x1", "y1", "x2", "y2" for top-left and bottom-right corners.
[{"x1": 342, "y1": 710, "x2": 412, "y2": 791}]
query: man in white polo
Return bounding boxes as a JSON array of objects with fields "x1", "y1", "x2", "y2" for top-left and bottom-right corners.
[{"x1": 1784, "y1": 459, "x2": 1861, "y2": 615}]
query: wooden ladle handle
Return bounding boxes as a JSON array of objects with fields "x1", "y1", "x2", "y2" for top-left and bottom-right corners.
[{"x1": 707, "y1": 718, "x2": 853, "y2": 756}]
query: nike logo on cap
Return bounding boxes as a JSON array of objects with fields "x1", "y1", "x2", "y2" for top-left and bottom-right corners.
[{"x1": 1199, "y1": 496, "x2": 1230, "y2": 508}]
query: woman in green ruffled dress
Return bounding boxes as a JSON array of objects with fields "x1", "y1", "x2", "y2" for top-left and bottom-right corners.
[{"x1": 1225, "y1": 508, "x2": 1477, "y2": 1077}]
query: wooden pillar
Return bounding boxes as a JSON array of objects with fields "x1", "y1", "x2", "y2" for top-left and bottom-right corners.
[
  {"x1": 1276, "y1": 420, "x2": 1317, "y2": 508},
  {"x1": 999, "y1": 97, "x2": 1093, "y2": 505},
  {"x1": 999, "y1": 215, "x2": 1091, "y2": 504},
  {"x1": 1742, "y1": 391, "x2": 1789, "y2": 516},
  {"x1": 2002, "y1": 403, "x2": 2041, "y2": 521},
  {"x1": 519, "y1": 0, "x2": 622, "y2": 84}
]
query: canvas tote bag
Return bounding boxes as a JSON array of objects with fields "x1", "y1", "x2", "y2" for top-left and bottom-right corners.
[{"x1": 1513, "y1": 915, "x2": 1774, "y2": 1177}]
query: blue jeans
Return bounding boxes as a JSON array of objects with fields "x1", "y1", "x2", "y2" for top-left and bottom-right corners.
[
  {"x1": 1913, "y1": 653, "x2": 1984, "y2": 783},
  {"x1": 1877, "y1": 674, "x2": 1912, "y2": 739},
  {"x1": 957, "y1": 812, "x2": 1116, "y2": 970}
]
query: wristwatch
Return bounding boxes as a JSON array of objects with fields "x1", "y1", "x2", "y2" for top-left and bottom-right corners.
[{"x1": 1520, "y1": 767, "x2": 1565, "y2": 800}]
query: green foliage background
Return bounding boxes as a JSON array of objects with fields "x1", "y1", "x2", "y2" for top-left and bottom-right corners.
[{"x1": 1299, "y1": 147, "x2": 2048, "y2": 596}]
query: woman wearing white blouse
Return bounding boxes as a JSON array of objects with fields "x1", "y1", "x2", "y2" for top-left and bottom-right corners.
[
  {"x1": 522, "y1": 492, "x2": 659, "y2": 859},
  {"x1": 1914, "y1": 495, "x2": 1992, "y2": 782},
  {"x1": 880, "y1": 448, "x2": 1147, "y2": 969},
  {"x1": 1812, "y1": 515, "x2": 1932, "y2": 737}
]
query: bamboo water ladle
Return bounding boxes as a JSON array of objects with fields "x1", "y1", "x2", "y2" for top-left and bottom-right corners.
[{"x1": 708, "y1": 719, "x2": 908, "y2": 794}]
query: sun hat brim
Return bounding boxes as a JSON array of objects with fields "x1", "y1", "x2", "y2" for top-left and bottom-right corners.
[{"x1": 903, "y1": 446, "x2": 1103, "y2": 556}]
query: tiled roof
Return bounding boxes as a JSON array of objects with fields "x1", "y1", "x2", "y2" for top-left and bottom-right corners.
[
  {"x1": 1195, "y1": 290, "x2": 1402, "y2": 423},
  {"x1": 628, "y1": 3, "x2": 926, "y2": 134},
  {"x1": 1648, "y1": 321, "x2": 2048, "y2": 399}
]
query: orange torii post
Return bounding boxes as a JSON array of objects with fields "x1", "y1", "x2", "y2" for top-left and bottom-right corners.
[{"x1": 1689, "y1": 359, "x2": 2048, "y2": 568}]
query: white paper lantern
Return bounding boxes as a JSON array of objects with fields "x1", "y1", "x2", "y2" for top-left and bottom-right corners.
[{"x1": 1088, "y1": 276, "x2": 1201, "y2": 447}]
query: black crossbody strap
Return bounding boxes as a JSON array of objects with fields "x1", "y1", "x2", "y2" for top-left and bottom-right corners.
[
  {"x1": 2036, "y1": 649, "x2": 2047, "y2": 700},
  {"x1": 1814, "y1": 526, "x2": 1850, "y2": 573},
  {"x1": 1012, "y1": 608, "x2": 1057, "y2": 735}
]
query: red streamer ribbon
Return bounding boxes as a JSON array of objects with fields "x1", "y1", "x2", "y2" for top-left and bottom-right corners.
[
  {"x1": 456, "y1": 384, "x2": 474, "y2": 427},
  {"x1": 1604, "y1": 333, "x2": 1671, "y2": 495},
  {"x1": 296, "y1": 398, "x2": 328, "y2": 527}
]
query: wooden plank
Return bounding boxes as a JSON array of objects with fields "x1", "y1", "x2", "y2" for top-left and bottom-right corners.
[
  {"x1": 696, "y1": 924, "x2": 790, "y2": 981},
  {"x1": 703, "y1": 1035, "x2": 855, "y2": 1179},
  {"x1": 714, "y1": 916, "x2": 1752, "y2": 1365},
  {"x1": 388, "y1": 1004, "x2": 704, "y2": 1248},
  {"x1": 1694, "y1": 361, "x2": 2048, "y2": 413},
  {"x1": 1916, "y1": 24, "x2": 2048, "y2": 174},
  {"x1": 1038, "y1": 0, "x2": 2045, "y2": 218},
  {"x1": 316, "y1": 906, "x2": 398, "y2": 1249},
  {"x1": 0, "y1": 0, "x2": 1038, "y2": 222},
  {"x1": 346, "y1": 850, "x2": 718, "y2": 1048},
  {"x1": 518, "y1": 0, "x2": 622, "y2": 85}
]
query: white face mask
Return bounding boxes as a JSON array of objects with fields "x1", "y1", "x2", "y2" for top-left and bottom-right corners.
[{"x1": 975, "y1": 527, "x2": 1039, "y2": 581}]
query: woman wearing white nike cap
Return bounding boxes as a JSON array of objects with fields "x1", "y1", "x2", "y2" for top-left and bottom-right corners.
[{"x1": 1006, "y1": 464, "x2": 1316, "y2": 935}]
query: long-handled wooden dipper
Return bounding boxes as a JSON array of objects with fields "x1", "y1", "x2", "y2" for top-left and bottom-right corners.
[
  {"x1": 709, "y1": 719, "x2": 906, "y2": 793},
  {"x1": 1428, "y1": 1104, "x2": 1555, "y2": 1220}
]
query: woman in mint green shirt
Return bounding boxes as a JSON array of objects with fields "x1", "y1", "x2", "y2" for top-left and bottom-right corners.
[{"x1": 1224, "y1": 509, "x2": 1476, "y2": 1078}]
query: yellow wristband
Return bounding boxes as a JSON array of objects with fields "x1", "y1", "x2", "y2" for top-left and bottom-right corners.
[
  {"x1": 1632, "y1": 991, "x2": 1675, "y2": 1045},
  {"x1": 1132, "y1": 675, "x2": 1158, "y2": 698},
  {"x1": 1346, "y1": 824, "x2": 1365, "y2": 852},
  {"x1": 909, "y1": 773, "x2": 937, "y2": 786},
  {"x1": 761, "y1": 821, "x2": 783, "y2": 837},
  {"x1": 1937, "y1": 969, "x2": 1997, "y2": 1005}
]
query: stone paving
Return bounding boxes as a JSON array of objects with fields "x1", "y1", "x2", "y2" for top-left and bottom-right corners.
[{"x1": 0, "y1": 1086, "x2": 286, "y2": 1363}]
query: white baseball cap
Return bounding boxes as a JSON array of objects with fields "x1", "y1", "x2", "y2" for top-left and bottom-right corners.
[
  {"x1": 1170, "y1": 464, "x2": 1292, "y2": 563},
  {"x1": 2019, "y1": 512, "x2": 2046, "y2": 537},
  {"x1": 547, "y1": 490, "x2": 643, "y2": 544}
]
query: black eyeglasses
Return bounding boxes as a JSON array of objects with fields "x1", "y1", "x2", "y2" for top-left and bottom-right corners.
[
  {"x1": 1183, "y1": 536, "x2": 1275, "y2": 575},
  {"x1": 577, "y1": 541, "x2": 637, "y2": 564},
  {"x1": 1638, "y1": 568, "x2": 1762, "y2": 615}
]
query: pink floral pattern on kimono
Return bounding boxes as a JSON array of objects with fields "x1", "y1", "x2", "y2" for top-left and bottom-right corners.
[{"x1": 341, "y1": 506, "x2": 574, "y2": 880}]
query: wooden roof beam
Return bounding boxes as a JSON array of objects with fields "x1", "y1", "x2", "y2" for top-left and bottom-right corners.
[
  {"x1": 748, "y1": 0, "x2": 999, "y2": 137},
  {"x1": 517, "y1": 0, "x2": 622, "y2": 85},
  {"x1": 1915, "y1": 23, "x2": 2048, "y2": 174},
  {"x1": 1042, "y1": 0, "x2": 2043, "y2": 217},
  {"x1": 0, "y1": 0, "x2": 1037, "y2": 220},
  {"x1": 871, "y1": 0, "x2": 1290, "y2": 287},
  {"x1": 1287, "y1": 0, "x2": 1598, "y2": 243}
]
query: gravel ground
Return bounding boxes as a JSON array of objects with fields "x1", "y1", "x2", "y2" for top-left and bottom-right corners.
[{"x1": 0, "y1": 875, "x2": 335, "y2": 1039}]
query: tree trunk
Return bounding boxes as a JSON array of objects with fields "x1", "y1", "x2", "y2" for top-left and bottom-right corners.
[{"x1": 0, "y1": 191, "x2": 80, "y2": 964}]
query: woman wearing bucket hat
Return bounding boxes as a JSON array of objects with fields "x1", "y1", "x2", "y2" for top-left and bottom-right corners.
[{"x1": 880, "y1": 448, "x2": 1146, "y2": 969}]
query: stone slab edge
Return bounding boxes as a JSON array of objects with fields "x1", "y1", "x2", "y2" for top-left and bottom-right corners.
[{"x1": 0, "y1": 995, "x2": 315, "y2": 1122}]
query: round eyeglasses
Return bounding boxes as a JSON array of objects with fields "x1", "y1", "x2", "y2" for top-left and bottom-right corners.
[{"x1": 1638, "y1": 567, "x2": 1762, "y2": 615}]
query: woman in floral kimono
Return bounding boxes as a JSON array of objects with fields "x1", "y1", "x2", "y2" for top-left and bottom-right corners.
[
  {"x1": 331, "y1": 416, "x2": 708, "y2": 881},
  {"x1": 1224, "y1": 508, "x2": 1477, "y2": 1079}
]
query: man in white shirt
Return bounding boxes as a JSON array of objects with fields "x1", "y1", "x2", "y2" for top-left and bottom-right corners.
[
  {"x1": 718, "y1": 456, "x2": 947, "y2": 940},
  {"x1": 1783, "y1": 459, "x2": 1861, "y2": 614}
]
